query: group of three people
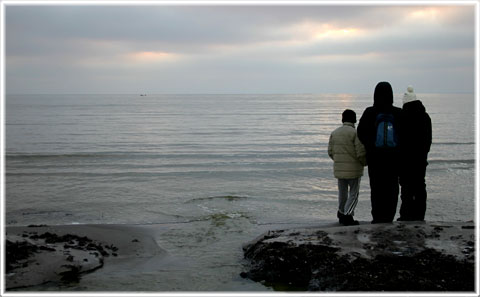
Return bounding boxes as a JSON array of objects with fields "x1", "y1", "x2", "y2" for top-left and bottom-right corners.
[{"x1": 328, "y1": 81, "x2": 432, "y2": 225}]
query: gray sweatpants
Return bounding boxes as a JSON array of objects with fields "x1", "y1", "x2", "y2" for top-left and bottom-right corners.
[{"x1": 338, "y1": 177, "x2": 361, "y2": 216}]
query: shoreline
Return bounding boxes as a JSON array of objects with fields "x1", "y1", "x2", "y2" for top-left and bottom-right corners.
[
  {"x1": 5, "y1": 224, "x2": 165, "y2": 290},
  {"x1": 4, "y1": 221, "x2": 477, "y2": 292}
]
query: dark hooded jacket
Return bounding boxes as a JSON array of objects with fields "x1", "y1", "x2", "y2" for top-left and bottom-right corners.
[
  {"x1": 400, "y1": 100, "x2": 432, "y2": 163},
  {"x1": 357, "y1": 82, "x2": 402, "y2": 162}
]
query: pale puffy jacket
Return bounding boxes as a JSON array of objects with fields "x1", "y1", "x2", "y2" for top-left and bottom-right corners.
[{"x1": 328, "y1": 122, "x2": 367, "y2": 179}]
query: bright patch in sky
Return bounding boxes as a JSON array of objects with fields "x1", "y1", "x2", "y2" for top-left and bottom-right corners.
[{"x1": 127, "y1": 51, "x2": 178, "y2": 63}]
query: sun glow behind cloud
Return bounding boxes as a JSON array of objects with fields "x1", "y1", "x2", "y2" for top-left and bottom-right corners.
[
  {"x1": 408, "y1": 7, "x2": 441, "y2": 21},
  {"x1": 127, "y1": 51, "x2": 179, "y2": 63},
  {"x1": 404, "y1": 6, "x2": 465, "y2": 25},
  {"x1": 312, "y1": 25, "x2": 362, "y2": 40},
  {"x1": 289, "y1": 21, "x2": 364, "y2": 43}
]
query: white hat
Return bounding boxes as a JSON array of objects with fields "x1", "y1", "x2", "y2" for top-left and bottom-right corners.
[{"x1": 403, "y1": 85, "x2": 417, "y2": 105}]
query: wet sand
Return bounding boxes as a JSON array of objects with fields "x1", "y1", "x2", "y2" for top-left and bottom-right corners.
[{"x1": 5, "y1": 224, "x2": 165, "y2": 290}]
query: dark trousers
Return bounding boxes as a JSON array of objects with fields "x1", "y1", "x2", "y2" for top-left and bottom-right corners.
[
  {"x1": 399, "y1": 163, "x2": 427, "y2": 221},
  {"x1": 368, "y1": 156, "x2": 399, "y2": 223}
]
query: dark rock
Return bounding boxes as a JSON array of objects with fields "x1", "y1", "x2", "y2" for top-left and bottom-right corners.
[
  {"x1": 59, "y1": 265, "x2": 82, "y2": 282},
  {"x1": 241, "y1": 222, "x2": 475, "y2": 292},
  {"x1": 5, "y1": 231, "x2": 108, "y2": 287},
  {"x1": 6, "y1": 240, "x2": 38, "y2": 273}
]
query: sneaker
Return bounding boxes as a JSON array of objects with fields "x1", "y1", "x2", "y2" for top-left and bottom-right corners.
[
  {"x1": 337, "y1": 211, "x2": 346, "y2": 224},
  {"x1": 351, "y1": 220, "x2": 360, "y2": 226},
  {"x1": 343, "y1": 215, "x2": 360, "y2": 226}
]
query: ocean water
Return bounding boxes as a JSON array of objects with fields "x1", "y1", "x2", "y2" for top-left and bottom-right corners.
[{"x1": 5, "y1": 93, "x2": 475, "y2": 291}]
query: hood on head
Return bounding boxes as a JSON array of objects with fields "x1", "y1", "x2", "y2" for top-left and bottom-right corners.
[{"x1": 373, "y1": 81, "x2": 393, "y2": 108}]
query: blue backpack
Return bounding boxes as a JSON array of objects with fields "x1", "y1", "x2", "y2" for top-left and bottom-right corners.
[{"x1": 375, "y1": 113, "x2": 398, "y2": 148}]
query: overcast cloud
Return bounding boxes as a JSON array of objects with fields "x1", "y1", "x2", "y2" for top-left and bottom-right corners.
[{"x1": 4, "y1": 4, "x2": 476, "y2": 94}]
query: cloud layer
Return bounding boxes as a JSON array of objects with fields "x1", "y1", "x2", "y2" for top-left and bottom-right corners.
[{"x1": 5, "y1": 4, "x2": 476, "y2": 94}]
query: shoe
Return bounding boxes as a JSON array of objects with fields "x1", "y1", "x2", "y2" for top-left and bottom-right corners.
[
  {"x1": 342, "y1": 215, "x2": 360, "y2": 226},
  {"x1": 337, "y1": 211, "x2": 346, "y2": 224}
]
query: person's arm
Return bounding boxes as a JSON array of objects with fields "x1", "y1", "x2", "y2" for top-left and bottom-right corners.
[
  {"x1": 328, "y1": 134, "x2": 334, "y2": 160},
  {"x1": 425, "y1": 113, "x2": 432, "y2": 155},
  {"x1": 355, "y1": 134, "x2": 367, "y2": 166},
  {"x1": 357, "y1": 109, "x2": 371, "y2": 148}
]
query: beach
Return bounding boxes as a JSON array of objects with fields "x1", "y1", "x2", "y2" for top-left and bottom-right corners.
[
  {"x1": 5, "y1": 221, "x2": 476, "y2": 292},
  {"x1": 4, "y1": 1, "x2": 477, "y2": 293},
  {"x1": 6, "y1": 224, "x2": 165, "y2": 290}
]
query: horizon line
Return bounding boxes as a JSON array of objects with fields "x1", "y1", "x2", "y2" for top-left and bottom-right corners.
[{"x1": 4, "y1": 91, "x2": 476, "y2": 96}]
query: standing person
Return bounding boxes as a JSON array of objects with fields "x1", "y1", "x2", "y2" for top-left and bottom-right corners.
[
  {"x1": 398, "y1": 86, "x2": 432, "y2": 221},
  {"x1": 328, "y1": 109, "x2": 366, "y2": 226},
  {"x1": 357, "y1": 82, "x2": 402, "y2": 223}
]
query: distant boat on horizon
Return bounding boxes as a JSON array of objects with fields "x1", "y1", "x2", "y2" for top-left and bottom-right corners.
[{"x1": 140, "y1": 94, "x2": 147, "y2": 96}]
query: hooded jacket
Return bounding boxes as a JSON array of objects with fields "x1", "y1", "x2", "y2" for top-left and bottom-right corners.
[
  {"x1": 401, "y1": 100, "x2": 432, "y2": 162},
  {"x1": 328, "y1": 122, "x2": 366, "y2": 179},
  {"x1": 357, "y1": 82, "x2": 402, "y2": 160}
]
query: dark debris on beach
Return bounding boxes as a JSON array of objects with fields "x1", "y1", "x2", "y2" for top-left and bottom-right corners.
[
  {"x1": 6, "y1": 240, "x2": 41, "y2": 273},
  {"x1": 6, "y1": 230, "x2": 119, "y2": 286},
  {"x1": 241, "y1": 223, "x2": 475, "y2": 291}
]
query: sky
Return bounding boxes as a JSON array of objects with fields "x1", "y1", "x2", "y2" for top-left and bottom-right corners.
[{"x1": 3, "y1": 2, "x2": 478, "y2": 94}]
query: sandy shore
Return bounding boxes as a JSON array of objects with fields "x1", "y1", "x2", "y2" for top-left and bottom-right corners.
[
  {"x1": 5, "y1": 221, "x2": 477, "y2": 292},
  {"x1": 241, "y1": 221, "x2": 476, "y2": 291},
  {"x1": 5, "y1": 224, "x2": 165, "y2": 290}
]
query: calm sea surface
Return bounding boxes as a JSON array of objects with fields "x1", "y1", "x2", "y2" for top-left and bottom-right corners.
[{"x1": 5, "y1": 93, "x2": 475, "y2": 291}]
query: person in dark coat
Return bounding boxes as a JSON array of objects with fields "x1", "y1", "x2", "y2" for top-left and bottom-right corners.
[
  {"x1": 357, "y1": 81, "x2": 402, "y2": 223},
  {"x1": 398, "y1": 86, "x2": 432, "y2": 221}
]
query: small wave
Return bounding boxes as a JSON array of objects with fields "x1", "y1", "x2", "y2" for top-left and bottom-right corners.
[
  {"x1": 186, "y1": 195, "x2": 249, "y2": 203},
  {"x1": 429, "y1": 159, "x2": 475, "y2": 165},
  {"x1": 6, "y1": 151, "x2": 320, "y2": 161},
  {"x1": 433, "y1": 142, "x2": 475, "y2": 146},
  {"x1": 6, "y1": 152, "x2": 132, "y2": 160},
  {"x1": 193, "y1": 212, "x2": 251, "y2": 226},
  {"x1": 21, "y1": 210, "x2": 62, "y2": 215}
]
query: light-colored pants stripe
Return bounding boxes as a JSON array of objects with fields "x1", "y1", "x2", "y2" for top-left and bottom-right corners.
[{"x1": 338, "y1": 177, "x2": 361, "y2": 216}]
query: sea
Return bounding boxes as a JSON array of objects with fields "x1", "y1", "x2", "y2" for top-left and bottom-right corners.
[{"x1": 4, "y1": 93, "x2": 476, "y2": 291}]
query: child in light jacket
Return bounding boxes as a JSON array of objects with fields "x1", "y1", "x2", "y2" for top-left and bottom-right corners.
[{"x1": 328, "y1": 109, "x2": 367, "y2": 225}]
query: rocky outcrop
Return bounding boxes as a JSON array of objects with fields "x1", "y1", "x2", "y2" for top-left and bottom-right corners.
[
  {"x1": 241, "y1": 222, "x2": 475, "y2": 291},
  {"x1": 6, "y1": 230, "x2": 116, "y2": 289}
]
